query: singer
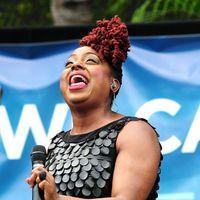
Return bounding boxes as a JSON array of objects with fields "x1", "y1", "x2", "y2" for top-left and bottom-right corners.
[{"x1": 26, "y1": 16, "x2": 162, "y2": 200}]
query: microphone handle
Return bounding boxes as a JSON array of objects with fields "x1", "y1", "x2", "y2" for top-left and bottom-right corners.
[
  {"x1": 32, "y1": 162, "x2": 45, "y2": 200},
  {"x1": 32, "y1": 184, "x2": 44, "y2": 200}
]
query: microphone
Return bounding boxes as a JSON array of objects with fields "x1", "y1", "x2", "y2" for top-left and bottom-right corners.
[{"x1": 31, "y1": 145, "x2": 46, "y2": 200}]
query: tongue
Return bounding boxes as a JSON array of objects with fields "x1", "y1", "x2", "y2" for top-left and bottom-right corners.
[{"x1": 69, "y1": 82, "x2": 87, "y2": 90}]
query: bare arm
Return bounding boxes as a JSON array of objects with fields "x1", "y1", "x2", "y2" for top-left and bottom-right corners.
[
  {"x1": 26, "y1": 120, "x2": 161, "y2": 200},
  {"x1": 111, "y1": 120, "x2": 161, "y2": 199}
]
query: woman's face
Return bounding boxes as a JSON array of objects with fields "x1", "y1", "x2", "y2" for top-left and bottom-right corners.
[{"x1": 60, "y1": 46, "x2": 113, "y2": 108}]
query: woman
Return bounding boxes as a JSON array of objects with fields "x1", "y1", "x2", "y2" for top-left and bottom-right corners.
[{"x1": 26, "y1": 16, "x2": 162, "y2": 200}]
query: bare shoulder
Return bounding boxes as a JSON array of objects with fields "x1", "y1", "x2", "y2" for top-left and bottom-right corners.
[{"x1": 116, "y1": 119, "x2": 161, "y2": 155}]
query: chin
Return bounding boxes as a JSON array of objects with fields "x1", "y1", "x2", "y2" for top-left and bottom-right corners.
[
  {"x1": 65, "y1": 91, "x2": 91, "y2": 106},
  {"x1": 69, "y1": 97, "x2": 88, "y2": 105}
]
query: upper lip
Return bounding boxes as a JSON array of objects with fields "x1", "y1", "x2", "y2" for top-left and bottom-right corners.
[{"x1": 68, "y1": 71, "x2": 89, "y2": 86}]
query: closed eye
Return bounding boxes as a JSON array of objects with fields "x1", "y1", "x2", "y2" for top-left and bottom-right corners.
[
  {"x1": 65, "y1": 61, "x2": 73, "y2": 68},
  {"x1": 86, "y1": 59, "x2": 98, "y2": 64}
]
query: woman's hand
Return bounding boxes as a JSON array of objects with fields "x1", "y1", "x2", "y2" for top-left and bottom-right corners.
[{"x1": 26, "y1": 166, "x2": 60, "y2": 200}]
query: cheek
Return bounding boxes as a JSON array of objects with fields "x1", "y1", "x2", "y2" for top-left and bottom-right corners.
[
  {"x1": 92, "y1": 70, "x2": 103, "y2": 79},
  {"x1": 91, "y1": 67, "x2": 111, "y2": 81},
  {"x1": 60, "y1": 70, "x2": 68, "y2": 91},
  {"x1": 91, "y1": 68, "x2": 111, "y2": 95}
]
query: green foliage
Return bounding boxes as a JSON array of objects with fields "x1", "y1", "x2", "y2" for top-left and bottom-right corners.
[
  {"x1": 92, "y1": 0, "x2": 134, "y2": 22},
  {"x1": 0, "y1": 0, "x2": 52, "y2": 27},
  {"x1": 92, "y1": 0, "x2": 200, "y2": 23},
  {"x1": 131, "y1": 0, "x2": 200, "y2": 22},
  {"x1": 0, "y1": 0, "x2": 199, "y2": 27}
]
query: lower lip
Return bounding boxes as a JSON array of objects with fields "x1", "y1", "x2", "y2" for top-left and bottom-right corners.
[{"x1": 69, "y1": 82, "x2": 88, "y2": 91}]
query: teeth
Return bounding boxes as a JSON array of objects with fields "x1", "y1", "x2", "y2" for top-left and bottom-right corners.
[{"x1": 70, "y1": 74, "x2": 88, "y2": 85}]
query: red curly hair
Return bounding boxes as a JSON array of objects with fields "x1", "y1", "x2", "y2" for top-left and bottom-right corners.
[{"x1": 80, "y1": 16, "x2": 130, "y2": 79}]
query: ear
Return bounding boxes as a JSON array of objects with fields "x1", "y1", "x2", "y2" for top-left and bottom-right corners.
[{"x1": 110, "y1": 78, "x2": 120, "y2": 93}]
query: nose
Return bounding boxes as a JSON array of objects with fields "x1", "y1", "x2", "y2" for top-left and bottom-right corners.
[{"x1": 71, "y1": 64, "x2": 85, "y2": 71}]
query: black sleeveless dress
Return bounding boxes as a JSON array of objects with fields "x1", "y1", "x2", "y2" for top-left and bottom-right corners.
[{"x1": 45, "y1": 116, "x2": 162, "y2": 199}]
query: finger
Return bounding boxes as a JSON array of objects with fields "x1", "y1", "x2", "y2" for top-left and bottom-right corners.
[
  {"x1": 26, "y1": 172, "x2": 37, "y2": 186},
  {"x1": 28, "y1": 167, "x2": 44, "y2": 183},
  {"x1": 25, "y1": 178, "x2": 33, "y2": 188},
  {"x1": 31, "y1": 166, "x2": 46, "y2": 174},
  {"x1": 36, "y1": 170, "x2": 47, "y2": 184},
  {"x1": 31, "y1": 167, "x2": 46, "y2": 180},
  {"x1": 36, "y1": 176, "x2": 41, "y2": 184},
  {"x1": 38, "y1": 180, "x2": 52, "y2": 192},
  {"x1": 39, "y1": 179, "x2": 58, "y2": 200},
  {"x1": 38, "y1": 180, "x2": 49, "y2": 190},
  {"x1": 26, "y1": 167, "x2": 48, "y2": 188}
]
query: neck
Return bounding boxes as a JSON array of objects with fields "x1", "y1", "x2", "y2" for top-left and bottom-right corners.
[{"x1": 70, "y1": 105, "x2": 121, "y2": 134}]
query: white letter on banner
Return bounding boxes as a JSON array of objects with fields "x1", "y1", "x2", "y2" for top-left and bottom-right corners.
[
  {"x1": 182, "y1": 105, "x2": 200, "y2": 153},
  {"x1": 136, "y1": 98, "x2": 181, "y2": 154},
  {"x1": 0, "y1": 103, "x2": 68, "y2": 160}
]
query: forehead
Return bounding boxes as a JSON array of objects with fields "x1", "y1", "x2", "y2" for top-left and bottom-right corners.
[{"x1": 70, "y1": 46, "x2": 99, "y2": 58}]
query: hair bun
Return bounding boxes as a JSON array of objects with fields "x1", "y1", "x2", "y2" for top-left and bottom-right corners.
[{"x1": 80, "y1": 16, "x2": 130, "y2": 69}]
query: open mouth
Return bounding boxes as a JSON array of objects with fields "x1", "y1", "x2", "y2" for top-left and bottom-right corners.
[{"x1": 69, "y1": 74, "x2": 89, "y2": 90}]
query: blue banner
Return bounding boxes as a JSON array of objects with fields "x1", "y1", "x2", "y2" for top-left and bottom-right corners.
[{"x1": 0, "y1": 34, "x2": 200, "y2": 200}]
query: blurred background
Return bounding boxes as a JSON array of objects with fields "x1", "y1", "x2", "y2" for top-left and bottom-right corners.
[
  {"x1": 0, "y1": 1, "x2": 200, "y2": 200},
  {"x1": 0, "y1": 0, "x2": 200, "y2": 27}
]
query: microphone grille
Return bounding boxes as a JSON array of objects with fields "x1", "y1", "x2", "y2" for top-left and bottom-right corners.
[{"x1": 31, "y1": 145, "x2": 46, "y2": 164}]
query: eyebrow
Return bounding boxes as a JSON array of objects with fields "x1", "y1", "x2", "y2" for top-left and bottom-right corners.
[
  {"x1": 68, "y1": 52, "x2": 100, "y2": 60},
  {"x1": 84, "y1": 52, "x2": 99, "y2": 57}
]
